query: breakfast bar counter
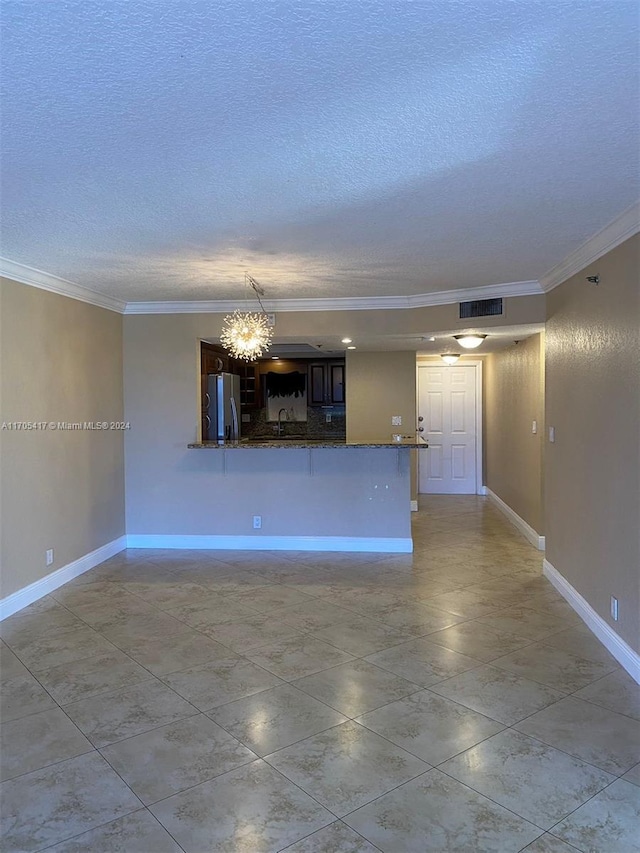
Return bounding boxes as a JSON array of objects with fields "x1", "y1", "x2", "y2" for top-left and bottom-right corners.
[
  {"x1": 187, "y1": 438, "x2": 427, "y2": 449},
  {"x1": 127, "y1": 440, "x2": 427, "y2": 554}
]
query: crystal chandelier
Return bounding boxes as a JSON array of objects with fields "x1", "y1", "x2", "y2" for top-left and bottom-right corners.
[{"x1": 220, "y1": 274, "x2": 274, "y2": 361}]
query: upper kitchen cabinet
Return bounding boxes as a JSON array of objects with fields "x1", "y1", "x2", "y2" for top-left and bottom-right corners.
[
  {"x1": 201, "y1": 341, "x2": 228, "y2": 376},
  {"x1": 236, "y1": 362, "x2": 261, "y2": 409},
  {"x1": 200, "y1": 342, "x2": 261, "y2": 410},
  {"x1": 308, "y1": 360, "x2": 345, "y2": 406}
]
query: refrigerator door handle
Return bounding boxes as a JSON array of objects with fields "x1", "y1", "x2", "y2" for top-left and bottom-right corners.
[{"x1": 230, "y1": 395, "x2": 239, "y2": 442}]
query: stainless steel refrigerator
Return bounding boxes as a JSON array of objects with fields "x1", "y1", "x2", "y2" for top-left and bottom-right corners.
[{"x1": 206, "y1": 373, "x2": 241, "y2": 443}]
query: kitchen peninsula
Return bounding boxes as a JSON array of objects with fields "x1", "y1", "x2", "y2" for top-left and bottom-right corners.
[
  {"x1": 123, "y1": 332, "x2": 422, "y2": 556},
  {"x1": 188, "y1": 438, "x2": 425, "y2": 448},
  {"x1": 147, "y1": 437, "x2": 429, "y2": 554}
]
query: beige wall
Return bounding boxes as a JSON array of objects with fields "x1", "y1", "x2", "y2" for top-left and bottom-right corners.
[
  {"x1": 167, "y1": 294, "x2": 545, "y2": 346},
  {"x1": 269, "y1": 294, "x2": 545, "y2": 342},
  {"x1": 545, "y1": 235, "x2": 639, "y2": 654},
  {"x1": 345, "y1": 350, "x2": 418, "y2": 500},
  {"x1": 123, "y1": 315, "x2": 411, "y2": 540},
  {"x1": 484, "y1": 334, "x2": 545, "y2": 533},
  {"x1": 0, "y1": 278, "x2": 125, "y2": 598},
  {"x1": 121, "y1": 304, "x2": 544, "y2": 526},
  {"x1": 345, "y1": 351, "x2": 417, "y2": 443}
]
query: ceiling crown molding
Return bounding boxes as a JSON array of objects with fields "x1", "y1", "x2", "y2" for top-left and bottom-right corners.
[
  {"x1": 123, "y1": 279, "x2": 543, "y2": 314},
  {"x1": 540, "y1": 201, "x2": 640, "y2": 292},
  {"x1": 2, "y1": 208, "x2": 636, "y2": 312},
  {"x1": 0, "y1": 257, "x2": 126, "y2": 313},
  {"x1": 0, "y1": 256, "x2": 542, "y2": 315}
]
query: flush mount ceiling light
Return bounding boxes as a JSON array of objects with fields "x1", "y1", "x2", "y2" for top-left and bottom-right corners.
[
  {"x1": 220, "y1": 274, "x2": 274, "y2": 361},
  {"x1": 453, "y1": 334, "x2": 487, "y2": 349},
  {"x1": 341, "y1": 338, "x2": 352, "y2": 344},
  {"x1": 441, "y1": 353, "x2": 460, "y2": 365}
]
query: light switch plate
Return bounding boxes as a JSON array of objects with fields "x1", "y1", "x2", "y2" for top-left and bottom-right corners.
[
  {"x1": 549, "y1": 426, "x2": 555, "y2": 443},
  {"x1": 391, "y1": 415, "x2": 402, "y2": 426}
]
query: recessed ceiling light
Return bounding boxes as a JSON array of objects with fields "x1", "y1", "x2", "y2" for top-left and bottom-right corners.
[
  {"x1": 271, "y1": 356, "x2": 279, "y2": 360},
  {"x1": 454, "y1": 334, "x2": 487, "y2": 349},
  {"x1": 341, "y1": 338, "x2": 352, "y2": 344},
  {"x1": 347, "y1": 345, "x2": 356, "y2": 350},
  {"x1": 428, "y1": 337, "x2": 436, "y2": 342}
]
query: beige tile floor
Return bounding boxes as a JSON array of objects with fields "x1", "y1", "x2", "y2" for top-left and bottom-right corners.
[{"x1": 1, "y1": 496, "x2": 639, "y2": 852}]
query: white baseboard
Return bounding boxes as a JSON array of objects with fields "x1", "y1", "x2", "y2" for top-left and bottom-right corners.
[
  {"x1": 410, "y1": 500, "x2": 418, "y2": 512},
  {"x1": 0, "y1": 536, "x2": 127, "y2": 621},
  {"x1": 0, "y1": 532, "x2": 412, "y2": 620},
  {"x1": 127, "y1": 534, "x2": 413, "y2": 553},
  {"x1": 486, "y1": 488, "x2": 545, "y2": 550},
  {"x1": 543, "y1": 558, "x2": 640, "y2": 685}
]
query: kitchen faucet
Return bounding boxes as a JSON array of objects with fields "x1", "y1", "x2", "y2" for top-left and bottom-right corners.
[{"x1": 276, "y1": 408, "x2": 289, "y2": 436}]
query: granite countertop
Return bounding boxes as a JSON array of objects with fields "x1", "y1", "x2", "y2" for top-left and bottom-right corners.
[{"x1": 188, "y1": 437, "x2": 428, "y2": 449}]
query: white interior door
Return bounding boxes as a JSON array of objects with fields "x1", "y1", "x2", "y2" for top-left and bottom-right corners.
[{"x1": 418, "y1": 364, "x2": 478, "y2": 494}]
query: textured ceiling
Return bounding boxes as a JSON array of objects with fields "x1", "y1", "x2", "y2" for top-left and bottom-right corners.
[{"x1": 1, "y1": 0, "x2": 638, "y2": 304}]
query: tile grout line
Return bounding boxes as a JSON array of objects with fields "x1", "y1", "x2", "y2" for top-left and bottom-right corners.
[{"x1": 3, "y1": 501, "x2": 634, "y2": 852}]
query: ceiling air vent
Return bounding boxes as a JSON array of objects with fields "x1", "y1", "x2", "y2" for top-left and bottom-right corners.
[{"x1": 459, "y1": 298, "x2": 503, "y2": 319}]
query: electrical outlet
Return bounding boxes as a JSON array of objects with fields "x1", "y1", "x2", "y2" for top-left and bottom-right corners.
[
  {"x1": 391, "y1": 415, "x2": 402, "y2": 426},
  {"x1": 46, "y1": 549, "x2": 54, "y2": 566},
  {"x1": 532, "y1": 420, "x2": 537, "y2": 434},
  {"x1": 610, "y1": 595, "x2": 619, "y2": 621},
  {"x1": 241, "y1": 413, "x2": 251, "y2": 423},
  {"x1": 253, "y1": 515, "x2": 262, "y2": 529},
  {"x1": 325, "y1": 413, "x2": 332, "y2": 423}
]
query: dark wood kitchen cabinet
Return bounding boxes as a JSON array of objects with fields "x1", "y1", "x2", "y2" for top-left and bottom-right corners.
[
  {"x1": 236, "y1": 362, "x2": 261, "y2": 409},
  {"x1": 308, "y1": 360, "x2": 345, "y2": 406},
  {"x1": 201, "y1": 342, "x2": 227, "y2": 377}
]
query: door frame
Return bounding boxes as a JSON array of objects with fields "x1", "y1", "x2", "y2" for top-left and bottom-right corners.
[{"x1": 416, "y1": 357, "x2": 484, "y2": 496}]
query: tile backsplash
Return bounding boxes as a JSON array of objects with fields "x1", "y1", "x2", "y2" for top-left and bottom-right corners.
[{"x1": 242, "y1": 405, "x2": 346, "y2": 439}]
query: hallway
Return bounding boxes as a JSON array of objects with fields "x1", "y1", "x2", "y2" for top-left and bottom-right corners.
[{"x1": 1, "y1": 497, "x2": 638, "y2": 852}]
